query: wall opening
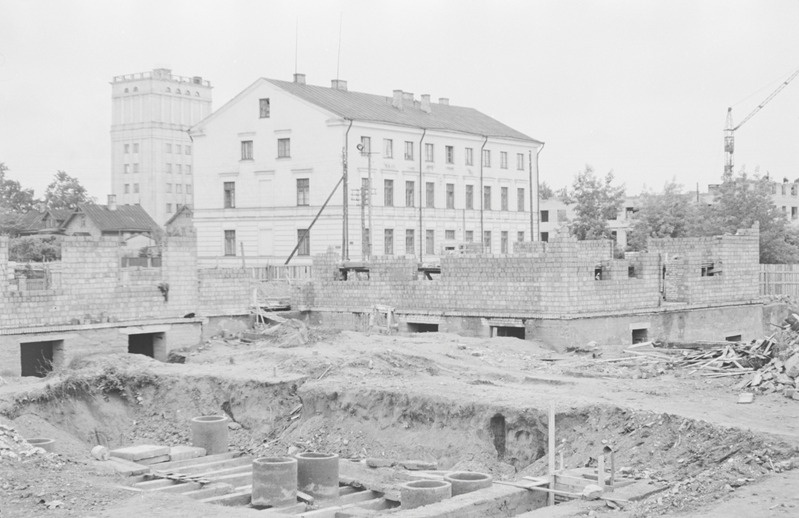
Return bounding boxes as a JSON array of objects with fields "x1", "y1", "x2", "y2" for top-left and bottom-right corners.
[
  {"x1": 631, "y1": 328, "x2": 648, "y2": 344},
  {"x1": 20, "y1": 340, "x2": 64, "y2": 377},
  {"x1": 726, "y1": 334, "x2": 742, "y2": 342},
  {"x1": 128, "y1": 332, "x2": 166, "y2": 359},
  {"x1": 407, "y1": 323, "x2": 438, "y2": 333},
  {"x1": 489, "y1": 414, "x2": 506, "y2": 459},
  {"x1": 493, "y1": 326, "x2": 525, "y2": 339}
]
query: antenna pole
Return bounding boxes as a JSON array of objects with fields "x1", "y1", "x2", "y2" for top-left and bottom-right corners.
[
  {"x1": 336, "y1": 12, "x2": 343, "y2": 81},
  {"x1": 294, "y1": 18, "x2": 299, "y2": 75}
]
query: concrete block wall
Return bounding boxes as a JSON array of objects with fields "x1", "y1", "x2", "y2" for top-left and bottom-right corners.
[
  {"x1": 197, "y1": 268, "x2": 255, "y2": 316},
  {"x1": 164, "y1": 236, "x2": 199, "y2": 316}
]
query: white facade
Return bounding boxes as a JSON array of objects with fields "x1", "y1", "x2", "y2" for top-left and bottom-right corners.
[
  {"x1": 191, "y1": 76, "x2": 543, "y2": 266},
  {"x1": 111, "y1": 68, "x2": 213, "y2": 224}
]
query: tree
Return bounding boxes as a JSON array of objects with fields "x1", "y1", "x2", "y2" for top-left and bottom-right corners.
[
  {"x1": 539, "y1": 181, "x2": 554, "y2": 200},
  {"x1": 698, "y1": 171, "x2": 799, "y2": 263},
  {"x1": 627, "y1": 180, "x2": 699, "y2": 251},
  {"x1": 565, "y1": 165, "x2": 625, "y2": 240},
  {"x1": 8, "y1": 236, "x2": 62, "y2": 262},
  {"x1": 0, "y1": 163, "x2": 36, "y2": 212},
  {"x1": 43, "y1": 171, "x2": 90, "y2": 210}
]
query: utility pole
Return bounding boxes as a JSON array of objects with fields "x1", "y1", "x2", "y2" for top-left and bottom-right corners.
[
  {"x1": 367, "y1": 149, "x2": 373, "y2": 261},
  {"x1": 342, "y1": 146, "x2": 349, "y2": 260}
]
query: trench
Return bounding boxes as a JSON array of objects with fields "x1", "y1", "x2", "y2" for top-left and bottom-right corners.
[{"x1": 3, "y1": 370, "x2": 796, "y2": 516}]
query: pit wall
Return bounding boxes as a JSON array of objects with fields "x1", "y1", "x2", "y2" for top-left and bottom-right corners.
[{"x1": 296, "y1": 227, "x2": 760, "y2": 319}]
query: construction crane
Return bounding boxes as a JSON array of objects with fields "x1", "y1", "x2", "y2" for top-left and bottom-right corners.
[{"x1": 724, "y1": 66, "x2": 799, "y2": 176}]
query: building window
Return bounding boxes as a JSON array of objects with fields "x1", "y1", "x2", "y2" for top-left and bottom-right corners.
[
  {"x1": 133, "y1": 143, "x2": 139, "y2": 153},
  {"x1": 425, "y1": 229, "x2": 435, "y2": 255},
  {"x1": 297, "y1": 229, "x2": 310, "y2": 256},
  {"x1": 425, "y1": 143, "x2": 434, "y2": 162},
  {"x1": 133, "y1": 183, "x2": 139, "y2": 193},
  {"x1": 517, "y1": 188, "x2": 525, "y2": 212},
  {"x1": 405, "y1": 181, "x2": 415, "y2": 207},
  {"x1": 517, "y1": 231, "x2": 524, "y2": 242},
  {"x1": 541, "y1": 232, "x2": 549, "y2": 242},
  {"x1": 465, "y1": 230, "x2": 474, "y2": 242},
  {"x1": 175, "y1": 144, "x2": 181, "y2": 154},
  {"x1": 384, "y1": 229, "x2": 394, "y2": 255},
  {"x1": 124, "y1": 144, "x2": 130, "y2": 154},
  {"x1": 124, "y1": 184, "x2": 129, "y2": 194},
  {"x1": 224, "y1": 230, "x2": 236, "y2": 256},
  {"x1": 297, "y1": 178, "x2": 309, "y2": 206},
  {"x1": 445, "y1": 145, "x2": 454, "y2": 164},
  {"x1": 405, "y1": 229, "x2": 415, "y2": 255},
  {"x1": 540, "y1": 210, "x2": 549, "y2": 223},
  {"x1": 166, "y1": 203, "x2": 173, "y2": 214},
  {"x1": 501, "y1": 231, "x2": 508, "y2": 253},
  {"x1": 177, "y1": 164, "x2": 182, "y2": 174},
  {"x1": 444, "y1": 183, "x2": 455, "y2": 209},
  {"x1": 133, "y1": 163, "x2": 139, "y2": 173},
  {"x1": 259, "y1": 98, "x2": 270, "y2": 118},
  {"x1": 483, "y1": 231, "x2": 491, "y2": 251},
  {"x1": 124, "y1": 164, "x2": 130, "y2": 174},
  {"x1": 465, "y1": 147, "x2": 473, "y2": 166},
  {"x1": 186, "y1": 184, "x2": 192, "y2": 194},
  {"x1": 793, "y1": 207, "x2": 798, "y2": 220},
  {"x1": 483, "y1": 186, "x2": 492, "y2": 210},
  {"x1": 165, "y1": 143, "x2": 172, "y2": 153},
  {"x1": 465, "y1": 185, "x2": 474, "y2": 209},
  {"x1": 404, "y1": 141, "x2": 414, "y2": 160},
  {"x1": 186, "y1": 165, "x2": 192, "y2": 174},
  {"x1": 445, "y1": 229, "x2": 455, "y2": 240},
  {"x1": 482, "y1": 149, "x2": 491, "y2": 167},
  {"x1": 517, "y1": 153, "x2": 524, "y2": 170},
  {"x1": 278, "y1": 138, "x2": 291, "y2": 158},
  {"x1": 384, "y1": 139, "x2": 393, "y2": 158},
  {"x1": 166, "y1": 183, "x2": 172, "y2": 193},
  {"x1": 426, "y1": 182, "x2": 435, "y2": 208},
  {"x1": 500, "y1": 152, "x2": 508, "y2": 169},
  {"x1": 241, "y1": 140, "x2": 253, "y2": 160},
  {"x1": 501, "y1": 187, "x2": 508, "y2": 211},
  {"x1": 224, "y1": 181, "x2": 236, "y2": 208},
  {"x1": 166, "y1": 163, "x2": 172, "y2": 174},
  {"x1": 360, "y1": 136, "x2": 371, "y2": 154},
  {"x1": 557, "y1": 209, "x2": 568, "y2": 222},
  {"x1": 176, "y1": 184, "x2": 183, "y2": 194},
  {"x1": 185, "y1": 145, "x2": 191, "y2": 155},
  {"x1": 384, "y1": 179, "x2": 394, "y2": 207}
]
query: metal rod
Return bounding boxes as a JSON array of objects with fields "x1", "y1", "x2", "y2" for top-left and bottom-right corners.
[
  {"x1": 548, "y1": 405, "x2": 555, "y2": 506},
  {"x1": 285, "y1": 175, "x2": 345, "y2": 265}
]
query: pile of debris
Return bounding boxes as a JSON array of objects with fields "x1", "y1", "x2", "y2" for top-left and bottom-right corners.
[
  {"x1": 0, "y1": 424, "x2": 48, "y2": 461},
  {"x1": 247, "y1": 311, "x2": 310, "y2": 348}
]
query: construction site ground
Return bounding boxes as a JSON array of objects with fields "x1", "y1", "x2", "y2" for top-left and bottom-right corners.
[{"x1": 1, "y1": 326, "x2": 798, "y2": 517}]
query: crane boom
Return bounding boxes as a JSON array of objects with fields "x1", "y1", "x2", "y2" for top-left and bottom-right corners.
[{"x1": 724, "y1": 66, "x2": 799, "y2": 176}]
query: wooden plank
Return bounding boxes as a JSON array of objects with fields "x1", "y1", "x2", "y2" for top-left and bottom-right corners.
[
  {"x1": 147, "y1": 452, "x2": 240, "y2": 471},
  {"x1": 135, "y1": 464, "x2": 251, "y2": 489},
  {"x1": 548, "y1": 405, "x2": 555, "y2": 507}
]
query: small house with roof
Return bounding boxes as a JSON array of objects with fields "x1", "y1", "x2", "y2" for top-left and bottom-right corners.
[
  {"x1": 190, "y1": 74, "x2": 543, "y2": 266},
  {"x1": 62, "y1": 195, "x2": 161, "y2": 250}
]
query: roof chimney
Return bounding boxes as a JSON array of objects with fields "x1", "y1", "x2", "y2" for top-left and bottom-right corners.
[
  {"x1": 107, "y1": 194, "x2": 117, "y2": 211},
  {"x1": 331, "y1": 79, "x2": 348, "y2": 91},
  {"x1": 392, "y1": 90, "x2": 403, "y2": 110},
  {"x1": 420, "y1": 94, "x2": 431, "y2": 114},
  {"x1": 293, "y1": 73, "x2": 306, "y2": 85},
  {"x1": 438, "y1": 97, "x2": 449, "y2": 106},
  {"x1": 402, "y1": 91, "x2": 414, "y2": 104}
]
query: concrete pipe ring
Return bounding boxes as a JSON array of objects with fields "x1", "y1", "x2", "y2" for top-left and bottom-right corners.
[
  {"x1": 252, "y1": 456, "x2": 298, "y2": 508},
  {"x1": 190, "y1": 415, "x2": 229, "y2": 455},
  {"x1": 295, "y1": 452, "x2": 340, "y2": 501},
  {"x1": 400, "y1": 479, "x2": 452, "y2": 509},
  {"x1": 444, "y1": 471, "x2": 493, "y2": 496},
  {"x1": 26, "y1": 438, "x2": 56, "y2": 453}
]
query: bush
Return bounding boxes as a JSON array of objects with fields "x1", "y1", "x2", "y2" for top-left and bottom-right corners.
[{"x1": 9, "y1": 236, "x2": 62, "y2": 262}]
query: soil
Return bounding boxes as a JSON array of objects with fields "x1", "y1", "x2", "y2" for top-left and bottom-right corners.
[{"x1": 0, "y1": 326, "x2": 797, "y2": 517}]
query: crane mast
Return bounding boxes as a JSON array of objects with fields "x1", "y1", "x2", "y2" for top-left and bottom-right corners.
[{"x1": 724, "y1": 67, "x2": 799, "y2": 177}]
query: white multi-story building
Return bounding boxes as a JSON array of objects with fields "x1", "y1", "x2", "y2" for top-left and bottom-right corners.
[
  {"x1": 110, "y1": 68, "x2": 212, "y2": 224},
  {"x1": 190, "y1": 74, "x2": 543, "y2": 266}
]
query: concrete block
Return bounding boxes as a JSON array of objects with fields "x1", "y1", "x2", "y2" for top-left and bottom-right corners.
[
  {"x1": 169, "y1": 445, "x2": 207, "y2": 462},
  {"x1": 106, "y1": 457, "x2": 150, "y2": 476},
  {"x1": 110, "y1": 444, "x2": 170, "y2": 461},
  {"x1": 137, "y1": 454, "x2": 171, "y2": 465}
]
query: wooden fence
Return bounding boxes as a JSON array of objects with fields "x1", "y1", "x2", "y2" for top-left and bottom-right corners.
[
  {"x1": 251, "y1": 265, "x2": 312, "y2": 281},
  {"x1": 760, "y1": 264, "x2": 799, "y2": 297}
]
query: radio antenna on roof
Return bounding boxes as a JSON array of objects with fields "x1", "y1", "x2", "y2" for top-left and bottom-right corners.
[{"x1": 336, "y1": 12, "x2": 343, "y2": 81}]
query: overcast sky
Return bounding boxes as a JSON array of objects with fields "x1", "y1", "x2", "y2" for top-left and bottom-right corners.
[{"x1": 2, "y1": 0, "x2": 799, "y2": 200}]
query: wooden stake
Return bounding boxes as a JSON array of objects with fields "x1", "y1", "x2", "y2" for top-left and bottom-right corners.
[
  {"x1": 548, "y1": 405, "x2": 555, "y2": 506},
  {"x1": 597, "y1": 454, "x2": 606, "y2": 491}
]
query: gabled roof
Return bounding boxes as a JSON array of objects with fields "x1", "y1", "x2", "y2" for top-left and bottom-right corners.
[
  {"x1": 265, "y1": 79, "x2": 539, "y2": 142},
  {"x1": 65, "y1": 203, "x2": 160, "y2": 233},
  {"x1": 164, "y1": 204, "x2": 193, "y2": 227},
  {"x1": 16, "y1": 208, "x2": 74, "y2": 234}
]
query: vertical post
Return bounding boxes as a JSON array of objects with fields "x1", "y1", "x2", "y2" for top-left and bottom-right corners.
[
  {"x1": 597, "y1": 454, "x2": 606, "y2": 492},
  {"x1": 240, "y1": 242, "x2": 246, "y2": 269},
  {"x1": 367, "y1": 151, "x2": 373, "y2": 260},
  {"x1": 360, "y1": 179, "x2": 366, "y2": 260},
  {"x1": 342, "y1": 146, "x2": 349, "y2": 260},
  {"x1": 548, "y1": 405, "x2": 555, "y2": 506},
  {"x1": 529, "y1": 149, "x2": 534, "y2": 241}
]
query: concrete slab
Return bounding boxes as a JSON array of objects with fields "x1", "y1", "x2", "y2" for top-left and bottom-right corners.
[
  {"x1": 390, "y1": 483, "x2": 547, "y2": 518},
  {"x1": 169, "y1": 445, "x2": 207, "y2": 462},
  {"x1": 110, "y1": 445, "x2": 170, "y2": 461},
  {"x1": 138, "y1": 454, "x2": 172, "y2": 465},
  {"x1": 106, "y1": 457, "x2": 150, "y2": 476}
]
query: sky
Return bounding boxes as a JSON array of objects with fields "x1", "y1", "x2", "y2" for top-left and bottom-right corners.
[{"x1": 2, "y1": 0, "x2": 799, "y2": 200}]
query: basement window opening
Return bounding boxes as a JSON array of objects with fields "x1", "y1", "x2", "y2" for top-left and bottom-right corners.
[
  {"x1": 631, "y1": 328, "x2": 648, "y2": 344},
  {"x1": 701, "y1": 262, "x2": 721, "y2": 277},
  {"x1": 407, "y1": 323, "x2": 438, "y2": 333},
  {"x1": 726, "y1": 334, "x2": 742, "y2": 342},
  {"x1": 20, "y1": 340, "x2": 64, "y2": 377},
  {"x1": 492, "y1": 326, "x2": 525, "y2": 339},
  {"x1": 128, "y1": 332, "x2": 166, "y2": 360},
  {"x1": 594, "y1": 265, "x2": 609, "y2": 281}
]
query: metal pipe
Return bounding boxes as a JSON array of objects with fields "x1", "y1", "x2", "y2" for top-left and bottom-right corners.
[
  {"x1": 342, "y1": 120, "x2": 353, "y2": 260},
  {"x1": 418, "y1": 129, "x2": 426, "y2": 259},
  {"x1": 531, "y1": 142, "x2": 545, "y2": 241},
  {"x1": 285, "y1": 175, "x2": 345, "y2": 265},
  {"x1": 479, "y1": 136, "x2": 488, "y2": 250}
]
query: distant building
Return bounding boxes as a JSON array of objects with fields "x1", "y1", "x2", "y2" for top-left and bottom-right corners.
[
  {"x1": 61, "y1": 196, "x2": 161, "y2": 246},
  {"x1": 709, "y1": 177, "x2": 799, "y2": 225},
  {"x1": 110, "y1": 68, "x2": 213, "y2": 224},
  {"x1": 15, "y1": 209, "x2": 73, "y2": 236},
  {"x1": 190, "y1": 74, "x2": 543, "y2": 266},
  {"x1": 164, "y1": 204, "x2": 194, "y2": 236},
  {"x1": 538, "y1": 196, "x2": 641, "y2": 248}
]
